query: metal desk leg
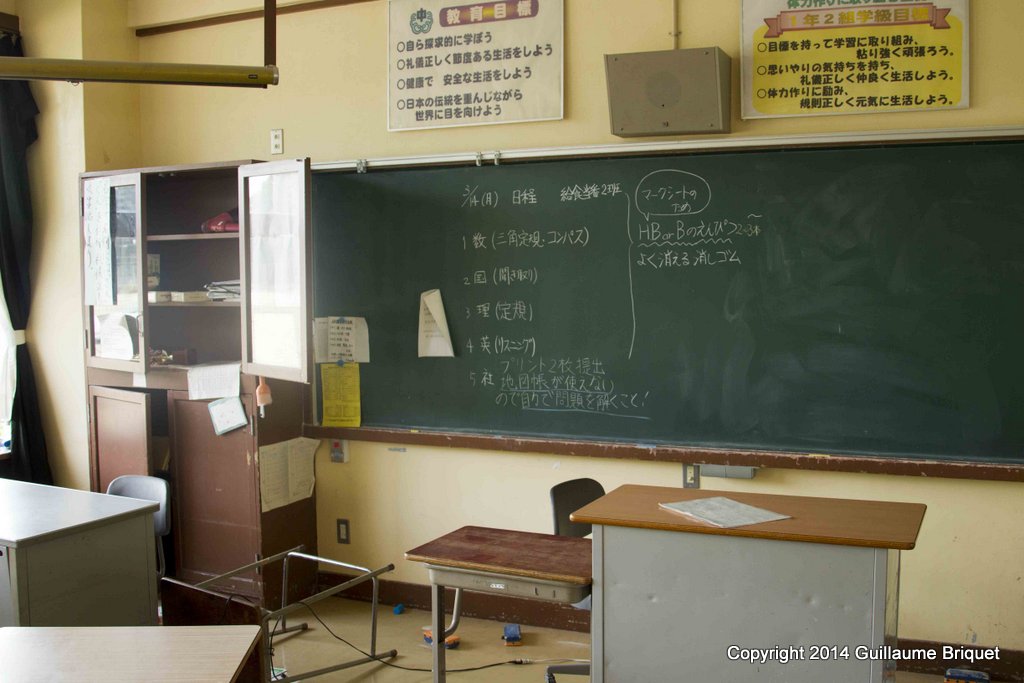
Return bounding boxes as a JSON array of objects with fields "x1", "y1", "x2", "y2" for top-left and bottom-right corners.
[{"x1": 431, "y1": 583, "x2": 446, "y2": 683}]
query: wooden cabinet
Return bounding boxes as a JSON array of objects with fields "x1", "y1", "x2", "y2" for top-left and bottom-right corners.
[
  {"x1": 170, "y1": 382, "x2": 315, "y2": 608},
  {"x1": 81, "y1": 160, "x2": 313, "y2": 383},
  {"x1": 81, "y1": 162, "x2": 252, "y2": 372},
  {"x1": 81, "y1": 160, "x2": 317, "y2": 607}
]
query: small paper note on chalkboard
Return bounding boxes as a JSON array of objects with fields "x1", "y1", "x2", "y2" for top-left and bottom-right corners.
[
  {"x1": 658, "y1": 496, "x2": 790, "y2": 528},
  {"x1": 418, "y1": 289, "x2": 454, "y2": 358}
]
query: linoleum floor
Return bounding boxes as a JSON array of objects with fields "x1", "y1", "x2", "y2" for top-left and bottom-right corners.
[{"x1": 270, "y1": 598, "x2": 944, "y2": 683}]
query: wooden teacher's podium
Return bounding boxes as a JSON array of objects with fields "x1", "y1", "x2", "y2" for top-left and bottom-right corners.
[{"x1": 571, "y1": 485, "x2": 926, "y2": 683}]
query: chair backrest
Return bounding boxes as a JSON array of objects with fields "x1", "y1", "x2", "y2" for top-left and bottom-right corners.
[
  {"x1": 550, "y1": 478, "x2": 605, "y2": 538},
  {"x1": 107, "y1": 474, "x2": 171, "y2": 537}
]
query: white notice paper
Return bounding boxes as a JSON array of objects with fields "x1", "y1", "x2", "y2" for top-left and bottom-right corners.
[
  {"x1": 658, "y1": 497, "x2": 790, "y2": 528},
  {"x1": 97, "y1": 314, "x2": 137, "y2": 361},
  {"x1": 258, "y1": 437, "x2": 319, "y2": 513},
  {"x1": 387, "y1": 0, "x2": 564, "y2": 131},
  {"x1": 418, "y1": 289, "x2": 454, "y2": 357},
  {"x1": 314, "y1": 316, "x2": 370, "y2": 363},
  {"x1": 187, "y1": 362, "x2": 241, "y2": 400}
]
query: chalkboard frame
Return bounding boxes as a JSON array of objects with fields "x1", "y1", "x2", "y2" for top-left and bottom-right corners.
[{"x1": 306, "y1": 127, "x2": 1024, "y2": 482}]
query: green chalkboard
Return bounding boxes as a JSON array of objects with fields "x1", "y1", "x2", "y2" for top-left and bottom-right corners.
[{"x1": 312, "y1": 140, "x2": 1024, "y2": 464}]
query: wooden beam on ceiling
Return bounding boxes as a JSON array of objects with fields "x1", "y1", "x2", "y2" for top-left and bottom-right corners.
[{"x1": 136, "y1": 0, "x2": 375, "y2": 38}]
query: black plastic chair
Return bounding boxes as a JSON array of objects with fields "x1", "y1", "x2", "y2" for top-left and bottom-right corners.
[
  {"x1": 107, "y1": 474, "x2": 171, "y2": 578},
  {"x1": 546, "y1": 477, "x2": 605, "y2": 682}
]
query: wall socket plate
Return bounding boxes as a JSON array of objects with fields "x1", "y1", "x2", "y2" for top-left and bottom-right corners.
[
  {"x1": 330, "y1": 439, "x2": 349, "y2": 463},
  {"x1": 336, "y1": 518, "x2": 350, "y2": 544},
  {"x1": 270, "y1": 128, "x2": 283, "y2": 155}
]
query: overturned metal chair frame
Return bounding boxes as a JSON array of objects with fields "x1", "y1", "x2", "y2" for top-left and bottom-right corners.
[{"x1": 195, "y1": 546, "x2": 397, "y2": 682}]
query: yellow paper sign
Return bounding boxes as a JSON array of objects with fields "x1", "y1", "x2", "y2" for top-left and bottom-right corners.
[
  {"x1": 742, "y1": 0, "x2": 968, "y2": 118},
  {"x1": 321, "y1": 363, "x2": 361, "y2": 428}
]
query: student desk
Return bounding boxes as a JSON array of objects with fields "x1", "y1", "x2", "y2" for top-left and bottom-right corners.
[
  {"x1": 406, "y1": 526, "x2": 592, "y2": 683},
  {"x1": 0, "y1": 479, "x2": 159, "y2": 626},
  {"x1": 571, "y1": 485, "x2": 927, "y2": 683},
  {"x1": 0, "y1": 624, "x2": 261, "y2": 682}
]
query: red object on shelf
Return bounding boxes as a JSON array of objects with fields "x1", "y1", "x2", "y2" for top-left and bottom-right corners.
[{"x1": 200, "y1": 210, "x2": 239, "y2": 233}]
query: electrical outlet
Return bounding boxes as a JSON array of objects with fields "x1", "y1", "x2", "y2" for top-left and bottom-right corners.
[
  {"x1": 270, "y1": 128, "x2": 283, "y2": 155},
  {"x1": 330, "y1": 439, "x2": 349, "y2": 463},
  {"x1": 682, "y1": 463, "x2": 701, "y2": 488},
  {"x1": 336, "y1": 518, "x2": 350, "y2": 544}
]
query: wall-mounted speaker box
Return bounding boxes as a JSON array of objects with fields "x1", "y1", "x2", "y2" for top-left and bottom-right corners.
[{"x1": 604, "y1": 47, "x2": 731, "y2": 137}]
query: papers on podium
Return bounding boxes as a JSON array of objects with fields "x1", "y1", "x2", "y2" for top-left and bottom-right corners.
[{"x1": 658, "y1": 496, "x2": 790, "y2": 528}]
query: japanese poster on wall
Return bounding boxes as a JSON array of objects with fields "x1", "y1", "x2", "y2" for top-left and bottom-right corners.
[
  {"x1": 388, "y1": 0, "x2": 563, "y2": 131},
  {"x1": 741, "y1": 0, "x2": 969, "y2": 119}
]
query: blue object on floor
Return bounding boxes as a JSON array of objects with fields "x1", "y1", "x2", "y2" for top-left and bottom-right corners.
[
  {"x1": 393, "y1": 603, "x2": 405, "y2": 615},
  {"x1": 423, "y1": 630, "x2": 460, "y2": 649},
  {"x1": 502, "y1": 623, "x2": 522, "y2": 645},
  {"x1": 944, "y1": 669, "x2": 990, "y2": 683}
]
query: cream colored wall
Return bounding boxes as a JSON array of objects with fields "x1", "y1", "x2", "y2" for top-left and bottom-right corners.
[
  {"x1": 20, "y1": 0, "x2": 90, "y2": 489},
  {"x1": 19, "y1": 0, "x2": 142, "y2": 490},
  {"x1": 40, "y1": 0, "x2": 1019, "y2": 650},
  {"x1": 81, "y1": 0, "x2": 141, "y2": 171},
  {"x1": 132, "y1": 1, "x2": 1023, "y2": 166}
]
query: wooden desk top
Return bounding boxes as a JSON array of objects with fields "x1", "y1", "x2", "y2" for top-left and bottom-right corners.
[
  {"x1": 0, "y1": 625, "x2": 260, "y2": 682},
  {"x1": 0, "y1": 479, "x2": 158, "y2": 547},
  {"x1": 405, "y1": 526, "x2": 592, "y2": 585},
  {"x1": 571, "y1": 485, "x2": 926, "y2": 550}
]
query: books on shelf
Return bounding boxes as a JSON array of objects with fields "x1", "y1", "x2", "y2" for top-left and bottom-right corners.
[
  {"x1": 171, "y1": 291, "x2": 210, "y2": 303},
  {"x1": 147, "y1": 281, "x2": 241, "y2": 304},
  {"x1": 204, "y1": 279, "x2": 241, "y2": 302}
]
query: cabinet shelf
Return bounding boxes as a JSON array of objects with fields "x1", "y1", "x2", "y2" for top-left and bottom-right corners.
[
  {"x1": 148, "y1": 301, "x2": 240, "y2": 307},
  {"x1": 148, "y1": 233, "x2": 239, "y2": 242}
]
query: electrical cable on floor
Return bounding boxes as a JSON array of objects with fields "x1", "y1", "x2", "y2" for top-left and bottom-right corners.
[
  {"x1": 216, "y1": 593, "x2": 260, "y2": 625},
  {"x1": 273, "y1": 599, "x2": 571, "y2": 674}
]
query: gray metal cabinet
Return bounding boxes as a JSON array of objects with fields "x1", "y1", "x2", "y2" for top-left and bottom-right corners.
[
  {"x1": 0, "y1": 479, "x2": 158, "y2": 626},
  {"x1": 0, "y1": 544, "x2": 13, "y2": 625}
]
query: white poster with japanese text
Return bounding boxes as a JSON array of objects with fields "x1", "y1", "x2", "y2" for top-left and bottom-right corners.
[
  {"x1": 741, "y1": 0, "x2": 969, "y2": 119},
  {"x1": 388, "y1": 0, "x2": 563, "y2": 131}
]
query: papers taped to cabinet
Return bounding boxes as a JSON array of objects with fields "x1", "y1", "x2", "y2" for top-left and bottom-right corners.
[
  {"x1": 187, "y1": 362, "x2": 241, "y2": 400},
  {"x1": 208, "y1": 396, "x2": 248, "y2": 435},
  {"x1": 258, "y1": 437, "x2": 319, "y2": 512}
]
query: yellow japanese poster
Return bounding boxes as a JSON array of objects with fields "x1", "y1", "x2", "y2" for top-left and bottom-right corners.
[
  {"x1": 741, "y1": 0, "x2": 969, "y2": 118},
  {"x1": 321, "y1": 363, "x2": 361, "y2": 428}
]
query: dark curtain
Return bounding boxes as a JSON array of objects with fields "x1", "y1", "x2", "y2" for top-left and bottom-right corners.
[{"x1": 0, "y1": 33, "x2": 52, "y2": 484}]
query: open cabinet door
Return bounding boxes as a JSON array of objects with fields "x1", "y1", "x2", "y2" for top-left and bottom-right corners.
[
  {"x1": 88, "y1": 386, "x2": 151, "y2": 492},
  {"x1": 238, "y1": 159, "x2": 312, "y2": 383},
  {"x1": 81, "y1": 173, "x2": 147, "y2": 374}
]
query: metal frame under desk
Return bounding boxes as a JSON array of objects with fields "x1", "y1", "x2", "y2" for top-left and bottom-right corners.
[{"x1": 196, "y1": 547, "x2": 398, "y2": 683}]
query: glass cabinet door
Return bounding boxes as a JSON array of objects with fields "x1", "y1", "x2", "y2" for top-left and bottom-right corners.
[
  {"x1": 82, "y1": 173, "x2": 146, "y2": 373},
  {"x1": 239, "y1": 159, "x2": 311, "y2": 383}
]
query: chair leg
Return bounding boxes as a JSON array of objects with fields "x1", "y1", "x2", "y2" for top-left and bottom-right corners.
[
  {"x1": 156, "y1": 538, "x2": 166, "y2": 579},
  {"x1": 545, "y1": 662, "x2": 590, "y2": 681}
]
